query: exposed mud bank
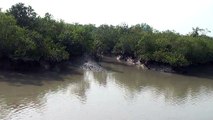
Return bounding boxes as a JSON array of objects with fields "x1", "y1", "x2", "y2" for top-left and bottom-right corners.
[
  {"x1": 99, "y1": 55, "x2": 186, "y2": 73},
  {"x1": 0, "y1": 55, "x2": 104, "y2": 72},
  {"x1": 0, "y1": 55, "x2": 210, "y2": 74},
  {"x1": 0, "y1": 56, "x2": 179, "y2": 73}
]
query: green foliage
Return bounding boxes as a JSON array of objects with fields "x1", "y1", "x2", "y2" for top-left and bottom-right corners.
[
  {"x1": 7, "y1": 3, "x2": 37, "y2": 29},
  {"x1": 0, "y1": 11, "x2": 68, "y2": 63},
  {"x1": 92, "y1": 25, "x2": 118, "y2": 55},
  {"x1": 136, "y1": 33, "x2": 157, "y2": 61},
  {"x1": 0, "y1": 12, "x2": 35, "y2": 59},
  {"x1": 1, "y1": 2, "x2": 213, "y2": 67}
]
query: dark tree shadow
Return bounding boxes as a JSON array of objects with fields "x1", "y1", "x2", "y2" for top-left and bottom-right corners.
[
  {"x1": 182, "y1": 64, "x2": 213, "y2": 80},
  {"x1": 0, "y1": 66, "x2": 83, "y2": 86}
]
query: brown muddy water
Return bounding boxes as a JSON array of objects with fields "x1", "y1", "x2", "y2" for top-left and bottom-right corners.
[{"x1": 0, "y1": 62, "x2": 213, "y2": 120}]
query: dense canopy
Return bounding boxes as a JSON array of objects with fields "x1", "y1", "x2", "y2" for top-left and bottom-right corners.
[{"x1": 1, "y1": 3, "x2": 213, "y2": 67}]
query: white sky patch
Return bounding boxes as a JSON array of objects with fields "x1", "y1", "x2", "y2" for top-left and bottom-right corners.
[{"x1": 1, "y1": 0, "x2": 213, "y2": 36}]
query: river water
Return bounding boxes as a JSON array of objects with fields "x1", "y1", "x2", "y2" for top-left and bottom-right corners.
[{"x1": 0, "y1": 62, "x2": 213, "y2": 120}]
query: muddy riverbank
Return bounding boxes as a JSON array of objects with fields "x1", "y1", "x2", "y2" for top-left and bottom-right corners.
[{"x1": 0, "y1": 55, "x2": 211, "y2": 74}]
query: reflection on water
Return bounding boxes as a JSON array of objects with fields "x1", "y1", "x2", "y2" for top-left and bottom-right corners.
[{"x1": 1, "y1": 62, "x2": 213, "y2": 120}]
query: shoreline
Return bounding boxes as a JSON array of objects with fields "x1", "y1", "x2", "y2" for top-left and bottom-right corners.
[
  {"x1": 0, "y1": 55, "x2": 212, "y2": 74},
  {"x1": 98, "y1": 55, "x2": 178, "y2": 73}
]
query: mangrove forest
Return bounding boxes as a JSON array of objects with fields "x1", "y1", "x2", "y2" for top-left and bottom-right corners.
[{"x1": 1, "y1": 3, "x2": 213, "y2": 69}]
